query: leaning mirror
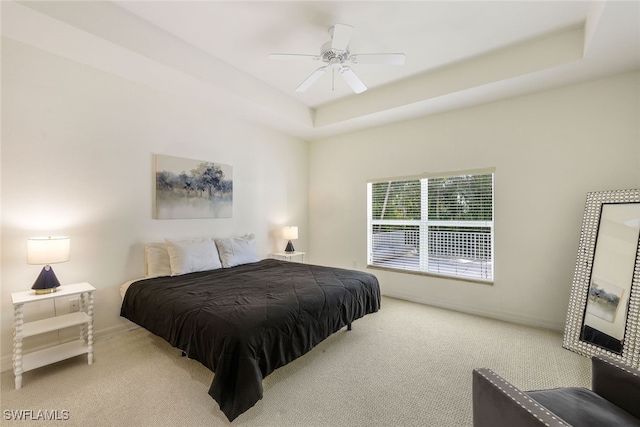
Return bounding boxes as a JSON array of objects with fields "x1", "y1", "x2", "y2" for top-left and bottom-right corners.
[{"x1": 563, "y1": 189, "x2": 640, "y2": 368}]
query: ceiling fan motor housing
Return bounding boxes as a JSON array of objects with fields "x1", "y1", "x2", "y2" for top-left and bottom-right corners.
[{"x1": 320, "y1": 41, "x2": 349, "y2": 65}]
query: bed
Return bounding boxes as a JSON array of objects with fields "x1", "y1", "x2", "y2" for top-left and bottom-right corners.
[{"x1": 120, "y1": 237, "x2": 380, "y2": 421}]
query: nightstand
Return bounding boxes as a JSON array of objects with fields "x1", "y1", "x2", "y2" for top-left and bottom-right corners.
[
  {"x1": 271, "y1": 252, "x2": 306, "y2": 263},
  {"x1": 11, "y1": 282, "x2": 95, "y2": 390}
]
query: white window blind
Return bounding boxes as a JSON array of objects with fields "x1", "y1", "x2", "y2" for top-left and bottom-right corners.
[{"x1": 367, "y1": 170, "x2": 494, "y2": 282}]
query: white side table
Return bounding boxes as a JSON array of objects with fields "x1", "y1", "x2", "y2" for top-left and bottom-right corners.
[
  {"x1": 271, "y1": 252, "x2": 306, "y2": 263},
  {"x1": 11, "y1": 282, "x2": 95, "y2": 390}
]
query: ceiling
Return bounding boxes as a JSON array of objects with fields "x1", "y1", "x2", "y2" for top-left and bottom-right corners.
[{"x1": 2, "y1": 1, "x2": 639, "y2": 140}]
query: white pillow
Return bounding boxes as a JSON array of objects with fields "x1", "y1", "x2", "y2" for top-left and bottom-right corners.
[
  {"x1": 165, "y1": 238, "x2": 222, "y2": 276},
  {"x1": 145, "y1": 243, "x2": 172, "y2": 278},
  {"x1": 215, "y1": 234, "x2": 259, "y2": 268}
]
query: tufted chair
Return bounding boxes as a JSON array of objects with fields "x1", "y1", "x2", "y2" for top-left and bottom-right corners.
[{"x1": 472, "y1": 356, "x2": 640, "y2": 426}]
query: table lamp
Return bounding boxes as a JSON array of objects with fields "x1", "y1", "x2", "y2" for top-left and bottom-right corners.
[
  {"x1": 27, "y1": 236, "x2": 70, "y2": 294},
  {"x1": 283, "y1": 226, "x2": 298, "y2": 253}
]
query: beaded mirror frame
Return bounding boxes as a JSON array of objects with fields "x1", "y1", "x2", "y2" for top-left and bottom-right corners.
[{"x1": 563, "y1": 189, "x2": 640, "y2": 369}]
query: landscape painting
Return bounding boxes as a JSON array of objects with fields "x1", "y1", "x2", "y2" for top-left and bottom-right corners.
[{"x1": 154, "y1": 154, "x2": 233, "y2": 219}]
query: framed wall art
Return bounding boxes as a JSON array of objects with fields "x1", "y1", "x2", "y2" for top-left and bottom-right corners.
[{"x1": 154, "y1": 154, "x2": 233, "y2": 219}]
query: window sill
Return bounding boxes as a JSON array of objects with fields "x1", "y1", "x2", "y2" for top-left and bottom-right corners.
[{"x1": 366, "y1": 264, "x2": 494, "y2": 286}]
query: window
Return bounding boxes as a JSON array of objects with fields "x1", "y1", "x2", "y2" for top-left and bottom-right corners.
[{"x1": 367, "y1": 169, "x2": 494, "y2": 282}]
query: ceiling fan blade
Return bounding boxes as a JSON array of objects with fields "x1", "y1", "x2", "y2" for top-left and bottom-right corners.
[
  {"x1": 295, "y1": 66, "x2": 327, "y2": 92},
  {"x1": 350, "y1": 53, "x2": 406, "y2": 65},
  {"x1": 331, "y1": 23, "x2": 354, "y2": 52},
  {"x1": 339, "y1": 66, "x2": 367, "y2": 94},
  {"x1": 269, "y1": 53, "x2": 320, "y2": 60}
]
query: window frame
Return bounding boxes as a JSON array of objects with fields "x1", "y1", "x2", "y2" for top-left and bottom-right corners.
[{"x1": 366, "y1": 168, "x2": 495, "y2": 284}]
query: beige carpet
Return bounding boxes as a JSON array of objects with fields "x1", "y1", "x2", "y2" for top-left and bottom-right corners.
[{"x1": 1, "y1": 297, "x2": 590, "y2": 426}]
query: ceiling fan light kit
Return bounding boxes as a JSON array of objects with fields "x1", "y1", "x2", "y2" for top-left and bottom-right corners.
[{"x1": 270, "y1": 23, "x2": 405, "y2": 94}]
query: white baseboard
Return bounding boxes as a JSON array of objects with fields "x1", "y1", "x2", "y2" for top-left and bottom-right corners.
[
  {"x1": 382, "y1": 291, "x2": 565, "y2": 332},
  {"x1": 1, "y1": 323, "x2": 138, "y2": 374}
]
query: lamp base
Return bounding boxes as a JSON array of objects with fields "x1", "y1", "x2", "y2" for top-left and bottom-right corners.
[
  {"x1": 35, "y1": 288, "x2": 58, "y2": 295},
  {"x1": 284, "y1": 240, "x2": 295, "y2": 253},
  {"x1": 31, "y1": 265, "x2": 61, "y2": 295}
]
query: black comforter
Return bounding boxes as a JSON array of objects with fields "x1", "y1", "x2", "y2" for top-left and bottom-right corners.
[{"x1": 120, "y1": 259, "x2": 380, "y2": 421}]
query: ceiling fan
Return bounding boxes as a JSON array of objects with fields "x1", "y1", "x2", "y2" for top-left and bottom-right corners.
[{"x1": 269, "y1": 23, "x2": 405, "y2": 94}]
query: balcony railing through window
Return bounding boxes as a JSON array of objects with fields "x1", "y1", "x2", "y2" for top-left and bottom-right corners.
[{"x1": 369, "y1": 224, "x2": 493, "y2": 281}]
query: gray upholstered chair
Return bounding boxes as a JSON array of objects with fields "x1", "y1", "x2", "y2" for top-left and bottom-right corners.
[{"x1": 472, "y1": 356, "x2": 640, "y2": 426}]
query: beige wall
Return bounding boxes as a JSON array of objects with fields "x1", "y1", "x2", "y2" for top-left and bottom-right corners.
[
  {"x1": 309, "y1": 71, "x2": 640, "y2": 330},
  {"x1": 0, "y1": 39, "x2": 309, "y2": 367}
]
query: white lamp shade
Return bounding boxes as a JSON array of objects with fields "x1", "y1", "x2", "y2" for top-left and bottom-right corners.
[
  {"x1": 283, "y1": 226, "x2": 298, "y2": 241},
  {"x1": 27, "y1": 237, "x2": 70, "y2": 265}
]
